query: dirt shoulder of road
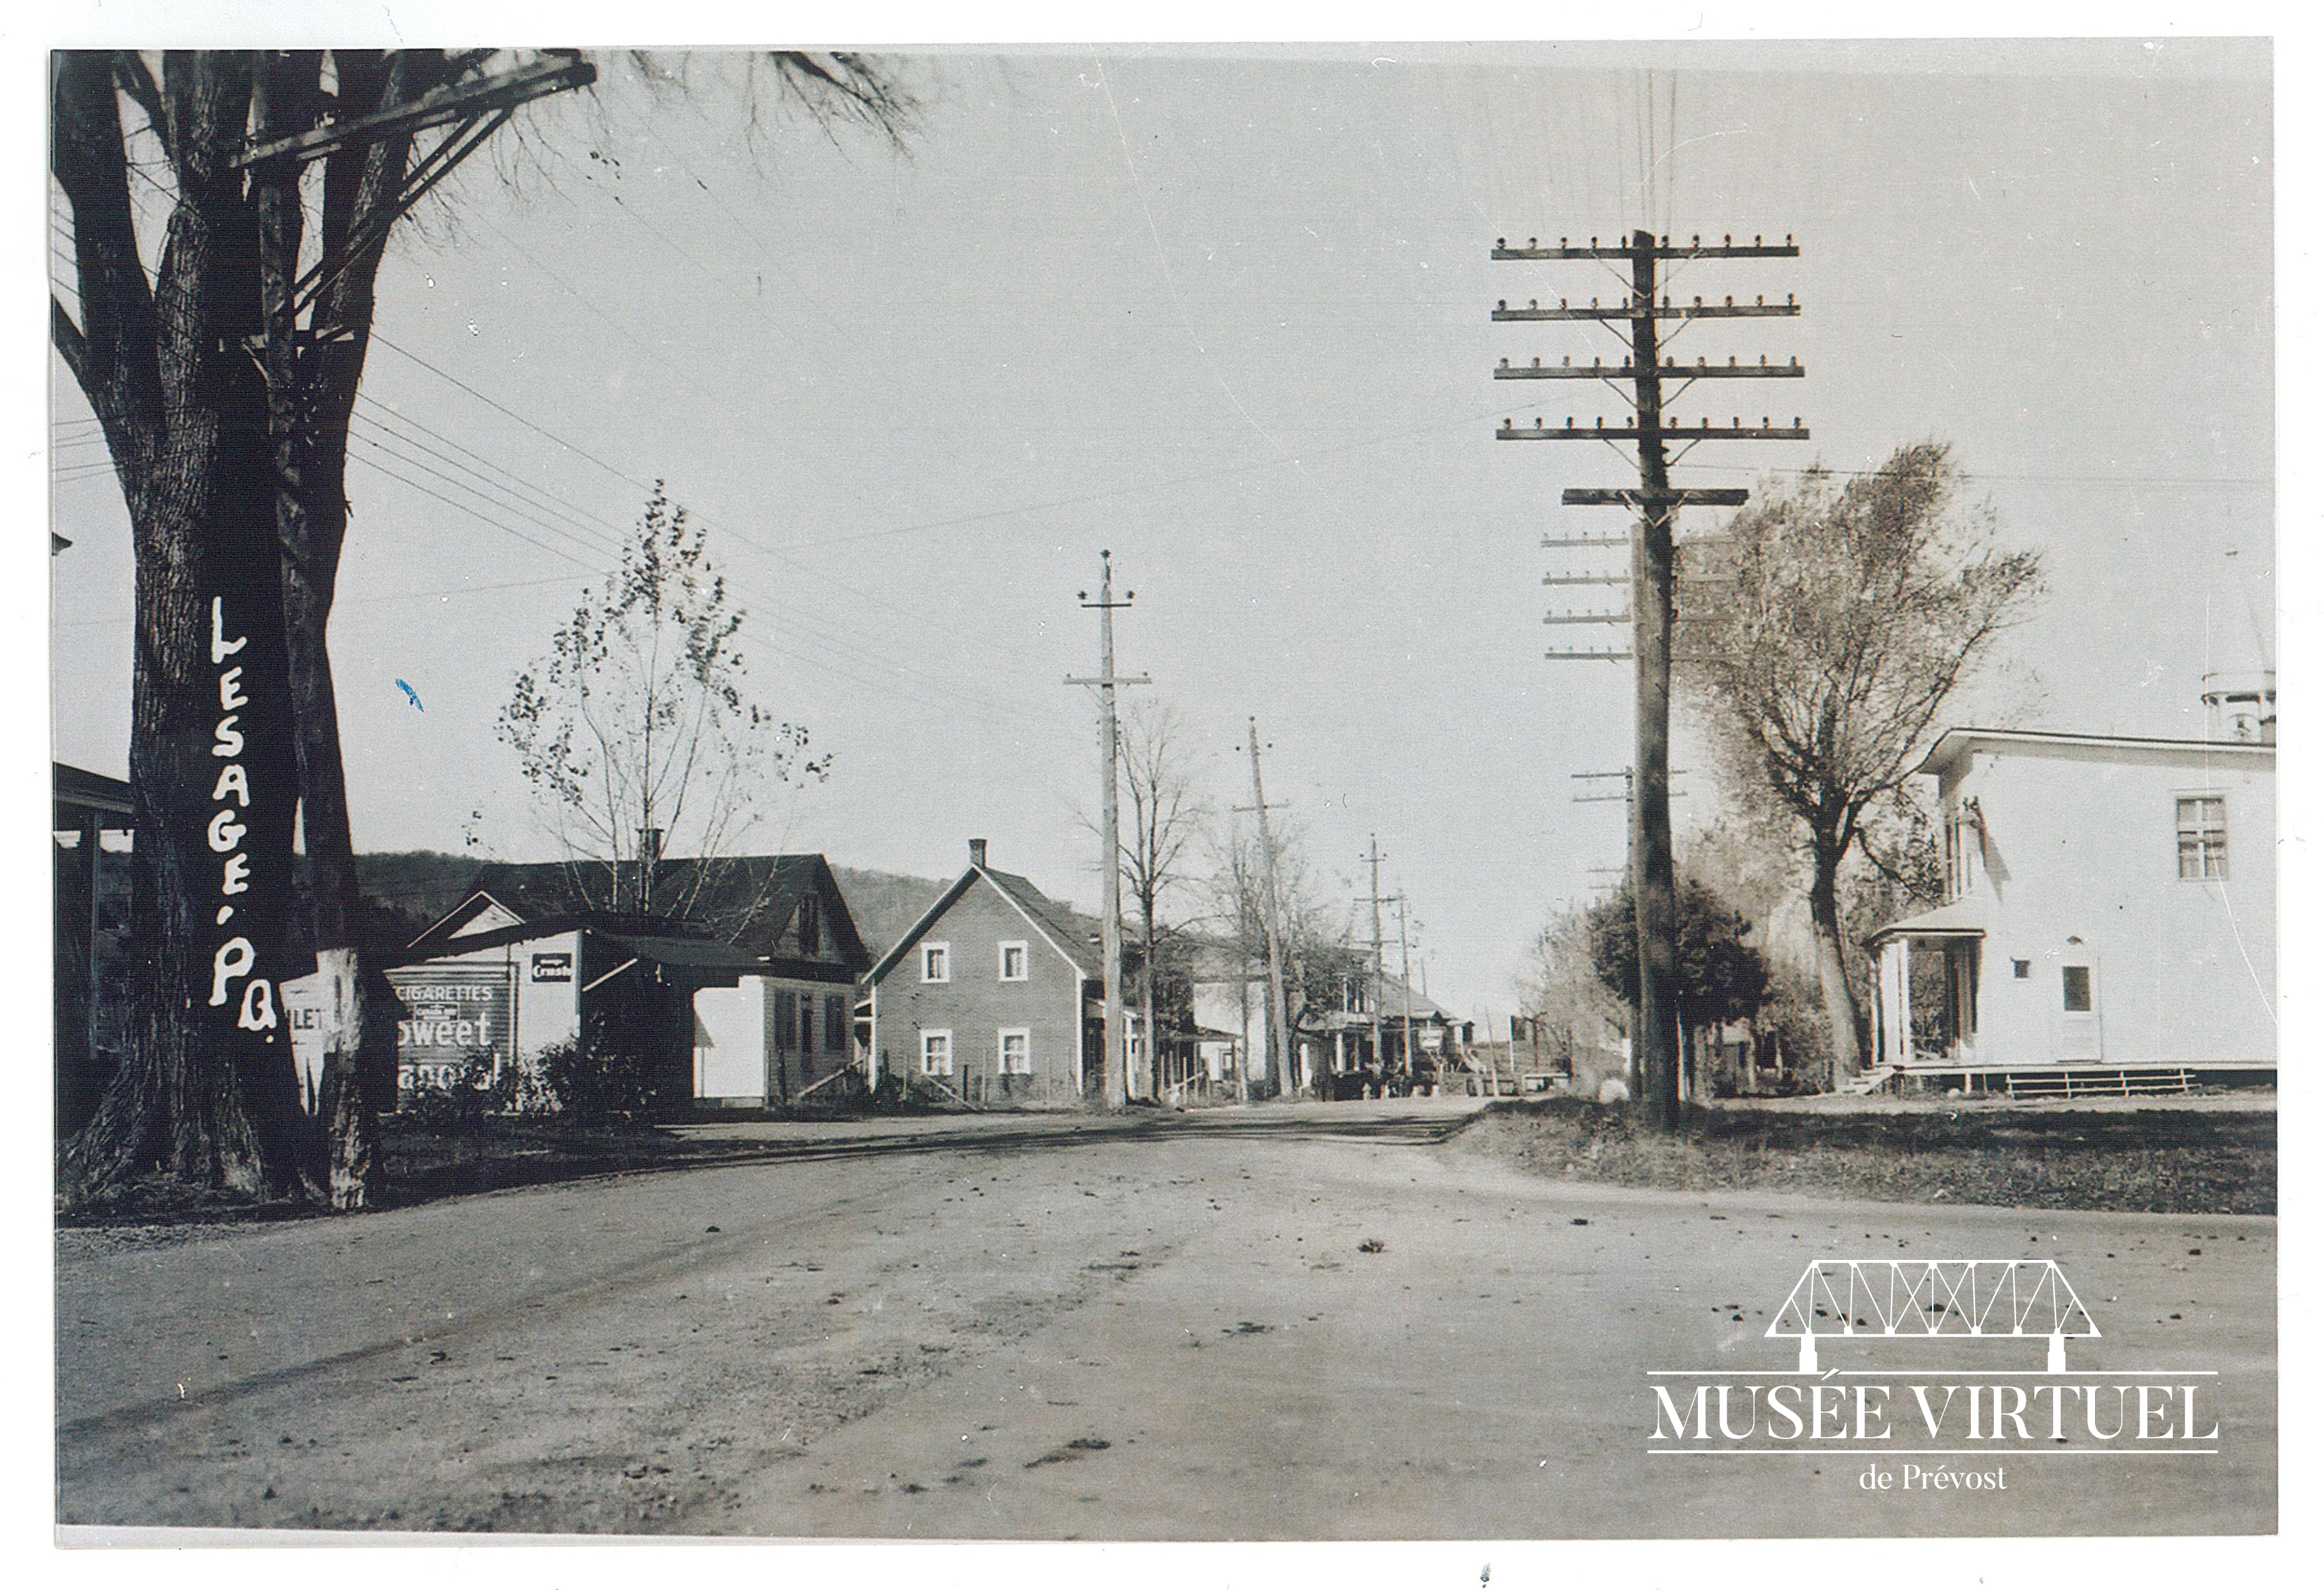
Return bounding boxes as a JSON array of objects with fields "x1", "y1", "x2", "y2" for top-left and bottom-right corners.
[
  {"x1": 54, "y1": 1105, "x2": 1123, "y2": 1239},
  {"x1": 53, "y1": 1115, "x2": 861, "y2": 1237},
  {"x1": 1448, "y1": 1094, "x2": 2275, "y2": 1215}
]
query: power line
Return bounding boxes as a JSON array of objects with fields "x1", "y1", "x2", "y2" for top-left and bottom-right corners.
[
  {"x1": 1670, "y1": 459, "x2": 2270, "y2": 491},
  {"x1": 446, "y1": 205, "x2": 1076, "y2": 676},
  {"x1": 351, "y1": 403, "x2": 1035, "y2": 720},
  {"x1": 341, "y1": 446, "x2": 1010, "y2": 724},
  {"x1": 764, "y1": 408, "x2": 1506, "y2": 555},
  {"x1": 347, "y1": 440, "x2": 606, "y2": 572},
  {"x1": 348, "y1": 411, "x2": 627, "y2": 558}
]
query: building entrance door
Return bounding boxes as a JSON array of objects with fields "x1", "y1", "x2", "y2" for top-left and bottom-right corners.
[{"x1": 2052, "y1": 950, "x2": 2102, "y2": 1063}]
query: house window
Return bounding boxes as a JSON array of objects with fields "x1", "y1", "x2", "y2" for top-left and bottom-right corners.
[
  {"x1": 998, "y1": 1028, "x2": 1032, "y2": 1075},
  {"x1": 797, "y1": 997, "x2": 814, "y2": 1053},
  {"x1": 1943, "y1": 814, "x2": 1968, "y2": 900},
  {"x1": 825, "y1": 994, "x2": 848, "y2": 1053},
  {"x1": 2176, "y1": 796, "x2": 2227, "y2": 880},
  {"x1": 922, "y1": 942, "x2": 950, "y2": 982},
  {"x1": 999, "y1": 940, "x2": 1028, "y2": 982},
  {"x1": 771, "y1": 989, "x2": 796, "y2": 1051},
  {"x1": 2012, "y1": 959, "x2": 2031, "y2": 980},
  {"x1": 2061, "y1": 966, "x2": 2093, "y2": 1013},
  {"x1": 920, "y1": 1030, "x2": 953, "y2": 1076},
  {"x1": 796, "y1": 897, "x2": 821, "y2": 957}
]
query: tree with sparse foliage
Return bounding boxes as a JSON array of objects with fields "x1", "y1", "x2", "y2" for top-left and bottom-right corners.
[
  {"x1": 1518, "y1": 903, "x2": 1624, "y2": 1070},
  {"x1": 1208, "y1": 814, "x2": 1360, "y2": 1096},
  {"x1": 51, "y1": 49, "x2": 913, "y2": 1210},
  {"x1": 1678, "y1": 442, "x2": 2041, "y2": 1076},
  {"x1": 1117, "y1": 702, "x2": 1205, "y2": 1098},
  {"x1": 500, "y1": 485, "x2": 828, "y2": 916}
]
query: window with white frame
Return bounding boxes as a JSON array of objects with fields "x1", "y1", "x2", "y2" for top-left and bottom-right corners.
[
  {"x1": 920, "y1": 1029, "x2": 954, "y2": 1076},
  {"x1": 999, "y1": 940, "x2": 1028, "y2": 982},
  {"x1": 922, "y1": 942, "x2": 950, "y2": 982},
  {"x1": 2175, "y1": 796, "x2": 2227, "y2": 880},
  {"x1": 997, "y1": 1028, "x2": 1032, "y2": 1075},
  {"x1": 1943, "y1": 811, "x2": 1977, "y2": 901}
]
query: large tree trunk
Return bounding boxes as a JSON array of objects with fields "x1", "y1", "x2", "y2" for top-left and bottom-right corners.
[
  {"x1": 256, "y1": 51, "x2": 437, "y2": 1207},
  {"x1": 56, "y1": 54, "x2": 318, "y2": 1204},
  {"x1": 1806, "y1": 846, "x2": 1864, "y2": 1080}
]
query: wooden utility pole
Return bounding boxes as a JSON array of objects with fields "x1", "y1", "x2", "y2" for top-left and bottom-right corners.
[
  {"x1": 1493, "y1": 229, "x2": 1806, "y2": 1130},
  {"x1": 1394, "y1": 893, "x2": 1417, "y2": 1086},
  {"x1": 1239, "y1": 719, "x2": 1296, "y2": 1099},
  {"x1": 1069, "y1": 552, "x2": 1149, "y2": 1108},
  {"x1": 1357, "y1": 835, "x2": 1389, "y2": 1084}
]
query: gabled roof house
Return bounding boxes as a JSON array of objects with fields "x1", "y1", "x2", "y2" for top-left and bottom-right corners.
[{"x1": 861, "y1": 839, "x2": 1110, "y2": 1106}]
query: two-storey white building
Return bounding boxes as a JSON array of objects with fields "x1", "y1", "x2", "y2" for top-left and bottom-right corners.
[{"x1": 1867, "y1": 676, "x2": 2274, "y2": 1085}]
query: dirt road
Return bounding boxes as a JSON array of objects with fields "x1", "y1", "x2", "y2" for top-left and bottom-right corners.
[{"x1": 56, "y1": 1098, "x2": 2275, "y2": 1538}]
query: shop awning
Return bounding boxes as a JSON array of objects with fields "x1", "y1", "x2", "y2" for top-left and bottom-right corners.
[{"x1": 599, "y1": 933, "x2": 771, "y2": 979}]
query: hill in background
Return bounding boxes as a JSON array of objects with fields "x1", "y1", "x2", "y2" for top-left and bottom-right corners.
[{"x1": 351, "y1": 850, "x2": 955, "y2": 963}]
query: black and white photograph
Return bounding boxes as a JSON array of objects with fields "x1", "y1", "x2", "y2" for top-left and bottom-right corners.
[{"x1": 32, "y1": 6, "x2": 2292, "y2": 1561}]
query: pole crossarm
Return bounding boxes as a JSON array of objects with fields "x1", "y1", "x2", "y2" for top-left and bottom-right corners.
[
  {"x1": 1493, "y1": 233, "x2": 1799, "y2": 260},
  {"x1": 1065, "y1": 674, "x2": 1151, "y2": 687},
  {"x1": 236, "y1": 54, "x2": 598, "y2": 167},
  {"x1": 1494, "y1": 299, "x2": 1799, "y2": 322},
  {"x1": 1503, "y1": 421, "x2": 1809, "y2": 441},
  {"x1": 1543, "y1": 573, "x2": 1628, "y2": 585},
  {"x1": 1498, "y1": 358, "x2": 1802, "y2": 380},
  {"x1": 1561, "y1": 488, "x2": 1750, "y2": 507},
  {"x1": 1495, "y1": 222, "x2": 1808, "y2": 1126}
]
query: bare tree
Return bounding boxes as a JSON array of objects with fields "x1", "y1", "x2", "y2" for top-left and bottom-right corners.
[
  {"x1": 1206, "y1": 812, "x2": 1358, "y2": 1096},
  {"x1": 51, "y1": 49, "x2": 914, "y2": 1209},
  {"x1": 1677, "y1": 442, "x2": 2041, "y2": 1076},
  {"x1": 1117, "y1": 702, "x2": 1205, "y2": 1098},
  {"x1": 500, "y1": 486, "x2": 828, "y2": 917},
  {"x1": 1518, "y1": 903, "x2": 1623, "y2": 1075}
]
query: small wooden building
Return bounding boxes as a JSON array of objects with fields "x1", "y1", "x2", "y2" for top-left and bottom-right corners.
[{"x1": 287, "y1": 852, "x2": 869, "y2": 1111}]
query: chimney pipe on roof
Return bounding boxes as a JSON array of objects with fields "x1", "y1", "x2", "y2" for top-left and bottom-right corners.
[
  {"x1": 636, "y1": 827, "x2": 664, "y2": 913},
  {"x1": 969, "y1": 838, "x2": 987, "y2": 869}
]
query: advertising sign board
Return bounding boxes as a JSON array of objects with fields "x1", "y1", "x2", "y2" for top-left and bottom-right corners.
[{"x1": 388, "y1": 963, "x2": 516, "y2": 1092}]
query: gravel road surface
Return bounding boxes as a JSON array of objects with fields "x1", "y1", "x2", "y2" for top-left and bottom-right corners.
[{"x1": 56, "y1": 1098, "x2": 2273, "y2": 1538}]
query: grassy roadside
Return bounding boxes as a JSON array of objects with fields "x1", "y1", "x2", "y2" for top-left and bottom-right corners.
[
  {"x1": 52, "y1": 1118, "x2": 789, "y2": 1231},
  {"x1": 1449, "y1": 1095, "x2": 2275, "y2": 1215}
]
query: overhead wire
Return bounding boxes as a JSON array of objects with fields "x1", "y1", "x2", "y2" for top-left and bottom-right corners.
[{"x1": 52, "y1": 110, "x2": 1052, "y2": 737}]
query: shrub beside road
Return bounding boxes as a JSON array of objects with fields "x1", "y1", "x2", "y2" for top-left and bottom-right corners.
[{"x1": 1452, "y1": 1095, "x2": 2275, "y2": 1215}]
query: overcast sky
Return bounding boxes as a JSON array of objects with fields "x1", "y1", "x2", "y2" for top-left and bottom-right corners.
[{"x1": 47, "y1": 41, "x2": 2273, "y2": 1022}]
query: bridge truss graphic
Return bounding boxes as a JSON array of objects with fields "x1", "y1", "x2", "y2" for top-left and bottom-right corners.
[{"x1": 1766, "y1": 1259, "x2": 2100, "y2": 1372}]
